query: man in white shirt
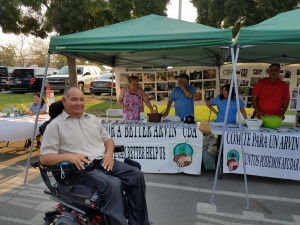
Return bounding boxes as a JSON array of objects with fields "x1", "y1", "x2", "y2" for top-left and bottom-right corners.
[{"x1": 40, "y1": 86, "x2": 150, "y2": 225}]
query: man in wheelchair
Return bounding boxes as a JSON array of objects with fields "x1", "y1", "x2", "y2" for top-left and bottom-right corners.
[{"x1": 40, "y1": 86, "x2": 151, "y2": 225}]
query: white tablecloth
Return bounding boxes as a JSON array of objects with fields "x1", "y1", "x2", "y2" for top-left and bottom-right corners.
[
  {"x1": 210, "y1": 122, "x2": 300, "y2": 135},
  {"x1": 0, "y1": 115, "x2": 50, "y2": 141},
  {"x1": 102, "y1": 119, "x2": 203, "y2": 175},
  {"x1": 210, "y1": 122, "x2": 300, "y2": 180}
]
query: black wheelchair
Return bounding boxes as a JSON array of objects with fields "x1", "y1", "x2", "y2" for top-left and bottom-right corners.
[{"x1": 32, "y1": 145, "x2": 140, "y2": 225}]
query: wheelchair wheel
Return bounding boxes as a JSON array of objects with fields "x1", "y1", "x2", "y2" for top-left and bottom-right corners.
[{"x1": 55, "y1": 212, "x2": 80, "y2": 225}]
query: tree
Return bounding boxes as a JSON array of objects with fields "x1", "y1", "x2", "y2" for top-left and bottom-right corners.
[
  {"x1": 15, "y1": 35, "x2": 29, "y2": 67},
  {"x1": 44, "y1": 0, "x2": 170, "y2": 86},
  {"x1": 191, "y1": 0, "x2": 300, "y2": 36},
  {"x1": 27, "y1": 38, "x2": 49, "y2": 67},
  {"x1": 0, "y1": 0, "x2": 51, "y2": 38},
  {"x1": 0, "y1": 44, "x2": 17, "y2": 66},
  {"x1": 50, "y1": 54, "x2": 68, "y2": 69},
  {"x1": 0, "y1": 0, "x2": 170, "y2": 87}
]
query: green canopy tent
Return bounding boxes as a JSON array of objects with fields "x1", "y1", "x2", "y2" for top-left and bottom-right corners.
[
  {"x1": 48, "y1": 14, "x2": 233, "y2": 67},
  {"x1": 25, "y1": 15, "x2": 236, "y2": 194},
  {"x1": 235, "y1": 8, "x2": 300, "y2": 63},
  {"x1": 211, "y1": 8, "x2": 300, "y2": 209}
]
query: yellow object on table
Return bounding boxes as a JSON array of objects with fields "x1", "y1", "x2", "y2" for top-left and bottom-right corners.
[{"x1": 21, "y1": 104, "x2": 29, "y2": 112}]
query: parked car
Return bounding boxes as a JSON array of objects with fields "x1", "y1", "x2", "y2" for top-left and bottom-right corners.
[
  {"x1": 47, "y1": 65, "x2": 102, "y2": 93},
  {"x1": 9, "y1": 67, "x2": 59, "y2": 93},
  {"x1": 0, "y1": 66, "x2": 14, "y2": 91},
  {"x1": 89, "y1": 73, "x2": 116, "y2": 95}
]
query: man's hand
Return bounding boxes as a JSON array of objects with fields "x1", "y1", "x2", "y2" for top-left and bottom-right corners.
[
  {"x1": 102, "y1": 153, "x2": 114, "y2": 171},
  {"x1": 279, "y1": 112, "x2": 285, "y2": 120},
  {"x1": 69, "y1": 153, "x2": 89, "y2": 170},
  {"x1": 178, "y1": 80, "x2": 185, "y2": 89},
  {"x1": 256, "y1": 110, "x2": 264, "y2": 118}
]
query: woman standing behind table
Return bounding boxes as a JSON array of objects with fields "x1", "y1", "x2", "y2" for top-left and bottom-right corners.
[
  {"x1": 22, "y1": 93, "x2": 47, "y2": 148},
  {"x1": 206, "y1": 84, "x2": 248, "y2": 124},
  {"x1": 118, "y1": 75, "x2": 155, "y2": 120}
]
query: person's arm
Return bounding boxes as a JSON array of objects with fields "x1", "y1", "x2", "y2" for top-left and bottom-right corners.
[
  {"x1": 141, "y1": 89, "x2": 155, "y2": 113},
  {"x1": 240, "y1": 108, "x2": 248, "y2": 120},
  {"x1": 251, "y1": 96, "x2": 264, "y2": 117},
  {"x1": 24, "y1": 104, "x2": 33, "y2": 115},
  {"x1": 206, "y1": 101, "x2": 218, "y2": 115},
  {"x1": 101, "y1": 138, "x2": 115, "y2": 171},
  {"x1": 40, "y1": 153, "x2": 89, "y2": 170},
  {"x1": 39, "y1": 103, "x2": 47, "y2": 115},
  {"x1": 238, "y1": 97, "x2": 248, "y2": 120},
  {"x1": 279, "y1": 84, "x2": 290, "y2": 118},
  {"x1": 117, "y1": 87, "x2": 128, "y2": 110},
  {"x1": 181, "y1": 85, "x2": 193, "y2": 98},
  {"x1": 279, "y1": 100, "x2": 289, "y2": 118},
  {"x1": 163, "y1": 101, "x2": 172, "y2": 117}
]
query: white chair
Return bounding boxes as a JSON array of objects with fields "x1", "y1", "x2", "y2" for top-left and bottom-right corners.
[{"x1": 106, "y1": 109, "x2": 123, "y2": 118}]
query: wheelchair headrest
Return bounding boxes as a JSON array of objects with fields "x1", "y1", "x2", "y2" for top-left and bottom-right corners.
[{"x1": 49, "y1": 100, "x2": 64, "y2": 118}]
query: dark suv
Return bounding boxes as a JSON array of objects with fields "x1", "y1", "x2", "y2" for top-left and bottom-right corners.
[
  {"x1": 0, "y1": 66, "x2": 14, "y2": 91},
  {"x1": 10, "y1": 67, "x2": 58, "y2": 93}
]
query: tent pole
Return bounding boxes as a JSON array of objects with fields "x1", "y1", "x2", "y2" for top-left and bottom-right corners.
[
  {"x1": 210, "y1": 48, "x2": 235, "y2": 205},
  {"x1": 24, "y1": 53, "x2": 51, "y2": 185},
  {"x1": 178, "y1": 0, "x2": 182, "y2": 20},
  {"x1": 110, "y1": 68, "x2": 115, "y2": 108},
  {"x1": 232, "y1": 47, "x2": 250, "y2": 209},
  {"x1": 217, "y1": 65, "x2": 221, "y2": 94}
]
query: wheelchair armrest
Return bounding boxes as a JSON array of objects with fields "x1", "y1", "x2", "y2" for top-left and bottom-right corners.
[
  {"x1": 31, "y1": 160, "x2": 77, "y2": 173},
  {"x1": 115, "y1": 145, "x2": 125, "y2": 153},
  {"x1": 31, "y1": 161, "x2": 41, "y2": 168},
  {"x1": 47, "y1": 162, "x2": 79, "y2": 173}
]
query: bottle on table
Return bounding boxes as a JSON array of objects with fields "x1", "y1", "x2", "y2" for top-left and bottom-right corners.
[
  {"x1": 6, "y1": 109, "x2": 11, "y2": 117},
  {"x1": 13, "y1": 106, "x2": 18, "y2": 117}
]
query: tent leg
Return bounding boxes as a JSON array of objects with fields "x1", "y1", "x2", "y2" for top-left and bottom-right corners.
[
  {"x1": 24, "y1": 53, "x2": 51, "y2": 185},
  {"x1": 210, "y1": 49, "x2": 235, "y2": 205},
  {"x1": 110, "y1": 69, "x2": 115, "y2": 108},
  {"x1": 210, "y1": 70, "x2": 234, "y2": 205},
  {"x1": 233, "y1": 47, "x2": 250, "y2": 210},
  {"x1": 210, "y1": 47, "x2": 250, "y2": 210}
]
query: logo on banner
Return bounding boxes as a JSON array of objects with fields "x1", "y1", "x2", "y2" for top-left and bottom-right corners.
[
  {"x1": 226, "y1": 149, "x2": 240, "y2": 171},
  {"x1": 172, "y1": 143, "x2": 194, "y2": 167}
]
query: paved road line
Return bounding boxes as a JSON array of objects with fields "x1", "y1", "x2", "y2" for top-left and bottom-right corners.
[
  {"x1": 146, "y1": 181, "x2": 300, "y2": 204},
  {"x1": 197, "y1": 203, "x2": 299, "y2": 225},
  {"x1": 197, "y1": 214, "x2": 253, "y2": 225},
  {"x1": 0, "y1": 215, "x2": 33, "y2": 225},
  {"x1": 0, "y1": 165, "x2": 25, "y2": 171},
  {"x1": 8, "y1": 197, "x2": 41, "y2": 208},
  {"x1": 0, "y1": 213, "x2": 44, "y2": 225},
  {"x1": 0, "y1": 169, "x2": 41, "y2": 195}
]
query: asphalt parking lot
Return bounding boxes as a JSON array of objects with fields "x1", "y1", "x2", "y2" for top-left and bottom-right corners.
[{"x1": 1, "y1": 141, "x2": 300, "y2": 225}]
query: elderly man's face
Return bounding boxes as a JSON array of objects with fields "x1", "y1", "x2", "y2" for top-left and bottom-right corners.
[{"x1": 62, "y1": 87, "x2": 85, "y2": 118}]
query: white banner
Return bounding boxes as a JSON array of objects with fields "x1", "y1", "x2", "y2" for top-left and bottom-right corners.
[
  {"x1": 103, "y1": 122, "x2": 203, "y2": 175},
  {"x1": 223, "y1": 131, "x2": 300, "y2": 180}
]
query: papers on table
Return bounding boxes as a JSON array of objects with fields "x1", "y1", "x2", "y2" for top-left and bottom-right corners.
[
  {"x1": 210, "y1": 122, "x2": 300, "y2": 135},
  {"x1": 101, "y1": 118, "x2": 196, "y2": 128}
]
